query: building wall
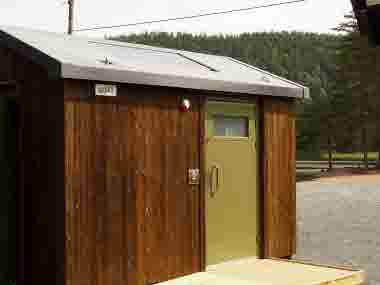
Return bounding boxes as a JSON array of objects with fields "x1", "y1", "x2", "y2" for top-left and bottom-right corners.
[
  {"x1": 0, "y1": 47, "x2": 16, "y2": 82},
  {"x1": 261, "y1": 97, "x2": 296, "y2": 258},
  {"x1": 0, "y1": 96, "x2": 18, "y2": 283},
  {"x1": 64, "y1": 82, "x2": 297, "y2": 285},
  {"x1": 1, "y1": 44, "x2": 297, "y2": 285},
  {"x1": 64, "y1": 80, "x2": 202, "y2": 285},
  {"x1": 0, "y1": 46, "x2": 47, "y2": 83},
  {"x1": 20, "y1": 80, "x2": 65, "y2": 285},
  {"x1": 0, "y1": 46, "x2": 66, "y2": 285}
]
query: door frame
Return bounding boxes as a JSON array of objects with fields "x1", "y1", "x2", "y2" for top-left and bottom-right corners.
[{"x1": 199, "y1": 95, "x2": 263, "y2": 270}]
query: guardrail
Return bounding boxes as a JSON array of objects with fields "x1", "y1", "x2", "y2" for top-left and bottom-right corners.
[{"x1": 296, "y1": 160, "x2": 377, "y2": 170}]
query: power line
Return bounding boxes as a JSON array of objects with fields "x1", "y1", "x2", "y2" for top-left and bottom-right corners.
[{"x1": 74, "y1": 0, "x2": 306, "y2": 32}]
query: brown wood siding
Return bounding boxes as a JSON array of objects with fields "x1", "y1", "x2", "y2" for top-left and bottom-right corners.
[
  {"x1": 0, "y1": 47, "x2": 15, "y2": 82},
  {"x1": 64, "y1": 80, "x2": 202, "y2": 285},
  {"x1": 262, "y1": 97, "x2": 296, "y2": 258},
  {"x1": 20, "y1": 79, "x2": 65, "y2": 285},
  {"x1": 0, "y1": 46, "x2": 47, "y2": 83},
  {"x1": 198, "y1": 98, "x2": 207, "y2": 271},
  {"x1": 0, "y1": 44, "x2": 66, "y2": 285},
  {"x1": 1, "y1": 39, "x2": 299, "y2": 283}
]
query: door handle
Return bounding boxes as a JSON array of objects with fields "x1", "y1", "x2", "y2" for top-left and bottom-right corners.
[
  {"x1": 210, "y1": 165, "x2": 221, "y2": 198},
  {"x1": 215, "y1": 166, "x2": 220, "y2": 190}
]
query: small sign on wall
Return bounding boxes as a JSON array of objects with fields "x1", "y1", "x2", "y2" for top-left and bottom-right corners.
[{"x1": 95, "y1": 84, "x2": 117, "y2": 97}]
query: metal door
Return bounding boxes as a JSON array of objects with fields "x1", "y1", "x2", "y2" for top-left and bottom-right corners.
[{"x1": 205, "y1": 101, "x2": 259, "y2": 266}]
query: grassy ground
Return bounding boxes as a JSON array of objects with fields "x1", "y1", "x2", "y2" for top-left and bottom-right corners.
[
  {"x1": 297, "y1": 168, "x2": 380, "y2": 183},
  {"x1": 298, "y1": 151, "x2": 379, "y2": 161},
  {"x1": 321, "y1": 152, "x2": 379, "y2": 161}
]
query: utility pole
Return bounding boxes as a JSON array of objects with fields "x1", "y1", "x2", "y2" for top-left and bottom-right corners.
[{"x1": 68, "y1": 0, "x2": 74, "y2": 35}]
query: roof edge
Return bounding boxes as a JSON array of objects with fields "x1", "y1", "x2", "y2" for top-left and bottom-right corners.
[
  {"x1": 0, "y1": 28, "x2": 61, "y2": 79},
  {"x1": 62, "y1": 63, "x2": 303, "y2": 98},
  {"x1": 225, "y1": 56, "x2": 309, "y2": 99}
]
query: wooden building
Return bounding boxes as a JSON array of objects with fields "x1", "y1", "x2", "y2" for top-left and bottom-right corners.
[
  {"x1": 0, "y1": 26, "x2": 365, "y2": 285},
  {"x1": 351, "y1": 0, "x2": 380, "y2": 45}
]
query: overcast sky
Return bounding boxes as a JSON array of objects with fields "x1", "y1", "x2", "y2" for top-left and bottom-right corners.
[{"x1": 1, "y1": 0, "x2": 353, "y2": 38}]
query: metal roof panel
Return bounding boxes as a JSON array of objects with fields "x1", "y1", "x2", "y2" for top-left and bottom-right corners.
[{"x1": 0, "y1": 25, "x2": 308, "y2": 98}]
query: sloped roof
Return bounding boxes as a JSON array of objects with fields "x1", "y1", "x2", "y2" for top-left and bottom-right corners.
[{"x1": 0, "y1": 25, "x2": 308, "y2": 98}]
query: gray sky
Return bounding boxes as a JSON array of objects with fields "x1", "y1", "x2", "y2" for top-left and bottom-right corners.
[{"x1": 1, "y1": 0, "x2": 353, "y2": 37}]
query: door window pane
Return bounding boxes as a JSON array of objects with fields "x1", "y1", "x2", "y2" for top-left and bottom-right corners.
[{"x1": 214, "y1": 116, "x2": 248, "y2": 137}]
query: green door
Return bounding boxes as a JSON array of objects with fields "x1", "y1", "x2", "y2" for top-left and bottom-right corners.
[{"x1": 205, "y1": 101, "x2": 259, "y2": 266}]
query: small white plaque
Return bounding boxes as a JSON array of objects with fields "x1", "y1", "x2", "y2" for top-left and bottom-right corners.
[{"x1": 95, "y1": 84, "x2": 117, "y2": 97}]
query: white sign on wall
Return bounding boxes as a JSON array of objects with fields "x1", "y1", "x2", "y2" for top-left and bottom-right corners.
[{"x1": 95, "y1": 84, "x2": 117, "y2": 97}]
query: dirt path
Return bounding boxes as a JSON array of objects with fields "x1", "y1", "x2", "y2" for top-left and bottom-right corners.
[{"x1": 295, "y1": 175, "x2": 380, "y2": 285}]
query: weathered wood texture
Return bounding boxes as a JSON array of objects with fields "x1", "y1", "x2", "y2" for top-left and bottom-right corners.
[
  {"x1": 0, "y1": 47, "x2": 15, "y2": 82},
  {"x1": 262, "y1": 97, "x2": 296, "y2": 258},
  {"x1": 0, "y1": 46, "x2": 47, "y2": 83},
  {"x1": 64, "y1": 80, "x2": 202, "y2": 285},
  {"x1": 0, "y1": 96, "x2": 18, "y2": 283},
  {"x1": 1, "y1": 41, "x2": 299, "y2": 284},
  {"x1": 0, "y1": 46, "x2": 65, "y2": 285},
  {"x1": 21, "y1": 82, "x2": 65, "y2": 285},
  {"x1": 198, "y1": 98, "x2": 207, "y2": 271}
]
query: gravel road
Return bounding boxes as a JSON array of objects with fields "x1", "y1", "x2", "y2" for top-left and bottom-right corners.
[{"x1": 295, "y1": 175, "x2": 380, "y2": 285}]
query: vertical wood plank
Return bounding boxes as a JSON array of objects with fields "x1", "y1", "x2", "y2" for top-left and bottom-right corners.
[
  {"x1": 198, "y1": 97, "x2": 207, "y2": 271},
  {"x1": 64, "y1": 81, "x2": 201, "y2": 285},
  {"x1": 20, "y1": 79, "x2": 65, "y2": 285},
  {"x1": 262, "y1": 97, "x2": 296, "y2": 258}
]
